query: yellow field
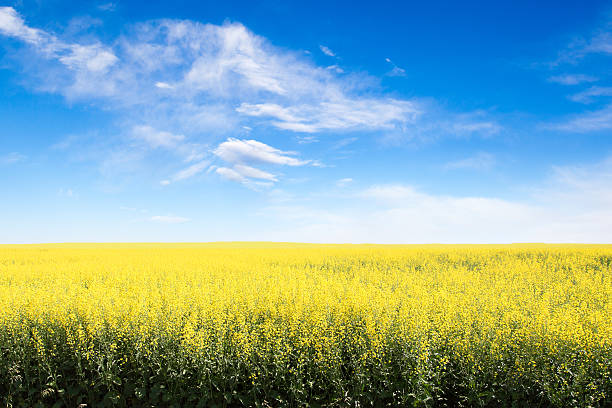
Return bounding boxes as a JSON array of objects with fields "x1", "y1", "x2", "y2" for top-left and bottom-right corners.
[{"x1": 0, "y1": 243, "x2": 610, "y2": 406}]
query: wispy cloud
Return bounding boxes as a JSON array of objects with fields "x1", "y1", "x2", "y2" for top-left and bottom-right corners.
[
  {"x1": 214, "y1": 166, "x2": 275, "y2": 190},
  {"x1": 0, "y1": 152, "x2": 26, "y2": 165},
  {"x1": 120, "y1": 206, "x2": 149, "y2": 214},
  {"x1": 58, "y1": 188, "x2": 76, "y2": 198},
  {"x1": 0, "y1": 7, "x2": 497, "y2": 137},
  {"x1": 583, "y1": 32, "x2": 612, "y2": 56},
  {"x1": 0, "y1": 7, "x2": 118, "y2": 74},
  {"x1": 168, "y1": 160, "x2": 210, "y2": 183},
  {"x1": 215, "y1": 165, "x2": 274, "y2": 181},
  {"x1": 445, "y1": 152, "x2": 495, "y2": 170},
  {"x1": 325, "y1": 64, "x2": 344, "y2": 74},
  {"x1": 543, "y1": 20, "x2": 612, "y2": 131},
  {"x1": 385, "y1": 57, "x2": 406, "y2": 77},
  {"x1": 236, "y1": 99, "x2": 420, "y2": 133},
  {"x1": 549, "y1": 103, "x2": 612, "y2": 132},
  {"x1": 568, "y1": 86, "x2": 612, "y2": 104},
  {"x1": 150, "y1": 215, "x2": 190, "y2": 223},
  {"x1": 336, "y1": 178, "x2": 353, "y2": 187},
  {"x1": 97, "y1": 3, "x2": 117, "y2": 12},
  {"x1": 296, "y1": 135, "x2": 318, "y2": 144},
  {"x1": 232, "y1": 164, "x2": 277, "y2": 181},
  {"x1": 131, "y1": 125, "x2": 185, "y2": 149},
  {"x1": 548, "y1": 74, "x2": 598, "y2": 85},
  {"x1": 0, "y1": 7, "x2": 501, "y2": 188},
  {"x1": 215, "y1": 166, "x2": 247, "y2": 183},
  {"x1": 555, "y1": 29, "x2": 612, "y2": 64},
  {"x1": 0, "y1": 7, "x2": 52, "y2": 46},
  {"x1": 319, "y1": 45, "x2": 335, "y2": 57},
  {"x1": 58, "y1": 187, "x2": 84, "y2": 199}
]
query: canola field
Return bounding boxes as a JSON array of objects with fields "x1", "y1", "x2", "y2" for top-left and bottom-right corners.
[{"x1": 0, "y1": 243, "x2": 610, "y2": 407}]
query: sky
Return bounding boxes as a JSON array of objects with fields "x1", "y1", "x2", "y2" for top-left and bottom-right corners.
[{"x1": 1, "y1": 0, "x2": 611, "y2": 243}]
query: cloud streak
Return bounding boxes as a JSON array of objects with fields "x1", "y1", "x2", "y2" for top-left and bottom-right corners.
[
  {"x1": 236, "y1": 98, "x2": 419, "y2": 133},
  {"x1": 385, "y1": 57, "x2": 406, "y2": 77},
  {"x1": 319, "y1": 45, "x2": 335, "y2": 57},
  {"x1": 445, "y1": 152, "x2": 495, "y2": 170},
  {"x1": 549, "y1": 104, "x2": 612, "y2": 132},
  {"x1": 545, "y1": 20, "x2": 612, "y2": 132},
  {"x1": 132, "y1": 125, "x2": 185, "y2": 149},
  {"x1": 170, "y1": 160, "x2": 210, "y2": 183},
  {"x1": 568, "y1": 86, "x2": 612, "y2": 104},
  {"x1": 548, "y1": 74, "x2": 598, "y2": 85},
  {"x1": 150, "y1": 215, "x2": 190, "y2": 224},
  {"x1": 0, "y1": 152, "x2": 26, "y2": 165}
]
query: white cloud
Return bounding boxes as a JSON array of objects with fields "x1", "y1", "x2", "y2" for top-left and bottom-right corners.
[
  {"x1": 360, "y1": 184, "x2": 422, "y2": 203},
  {"x1": 556, "y1": 30, "x2": 612, "y2": 63},
  {"x1": 233, "y1": 164, "x2": 277, "y2": 181},
  {"x1": 448, "y1": 119, "x2": 501, "y2": 136},
  {"x1": 319, "y1": 45, "x2": 335, "y2": 57},
  {"x1": 0, "y1": 7, "x2": 501, "y2": 189},
  {"x1": 214, "y1": 138, "x2": 308, "y2": 166},
  {"x1": 150, "y1": 215, "x2": 190, "y2": 223},
  {"x1": 296, "y1": 135, "x2": 318, "y2": 144},
  {"x1": 388, "y1": 66, "x2": 406, "y2": 77},
  {"x1": 58, "y1": 188, "x2": 77, "y2": 198},
  {"x1": 259, "y1": 157, "x2": 612, "y2": 243},
  {"x1": 356, "y1": 185, "x2": 540, "y2": 243},
  {"x1": 568, "y1": 86, "x2": 612, "y2": 104},
  {"x1": 214, "y1": 166, "x2": 275, "y2": 189},
  {"x1": 550, "y1": 103, "x2": 612, "y2": 132},
  {"x1": 0, "y1": 152, "x2": 26, "y2": 165},
  {"x1": 325, "y1": 64, "x2": 344, "y2": 74},
  {"x1": 544, "y1": 157, "x2": 612, "y2": 208},
  {"x1": 132, "y1": 125, "x2": 185, "y2": 148},
  {"x1": 155, "y1": 81, "x2": 174, "y2": 89},
  {"x1": 215, "y1": 166, "x2": 246, "y2": 183},
  {"x1": 59, "y1": 43, "x2": 118, "y2": 72},
  {"x1": 546, "y1": 23, "x2": 612, "y2": 131},
  {"x1": 170, "y1": 160, "x2": 210, "y2": 182},
  {"x1": 548, "y1": 74, "x2": 598, "y2": 85},
  {"x1": 445, "y1": 152, "x2": 495, "y2": 170},
  {"x1": 0, "y1": 7, "x2": 48, "y2": 46},
  {"x1": 182, "y1": 23, "x2": 294, "y2": 96},
  {"x1": 0, "y1": 8, "x2": 497, "y2": 140},
  {"x1": 120, "y1": 206, "x2": 149, "y2": 213},
  {"x1": 212, "y1": 138, "x2": 310, "y2": 185},
  {"x1": 336, "y1": 178, "x2": 353, "y2": 187},
  {"x1": 584, "y1": 32, "x2": 612, "y2": 55},
  {"x1": 237, "y1": 98, "x2": 420, "y2": 133},
  {"x1": 98, "y1": 3, "x2": 117, "y2": 12},
  {"x1": 385, "y1": 57, "x2": 406, "y2": 77},
  {"x1": 160, "y1": 180, "x2": 171, "y2": 186},
  {"x1": 0, "y1": 7, "x2": 118, "y2": 79}
]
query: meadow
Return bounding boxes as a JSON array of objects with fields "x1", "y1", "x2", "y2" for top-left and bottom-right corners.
[{"x1": 0, "y1": 243, "x2": 610, "y2": 407}]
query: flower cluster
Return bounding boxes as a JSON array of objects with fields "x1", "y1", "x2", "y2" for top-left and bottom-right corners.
[{"x1": 0, "y1": 243, "x2": 610, "y2": 406}]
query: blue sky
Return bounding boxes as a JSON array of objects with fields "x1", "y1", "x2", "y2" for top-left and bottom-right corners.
[{"x1": 1, "y1": 0, "x2": 611, "y2": 243}]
